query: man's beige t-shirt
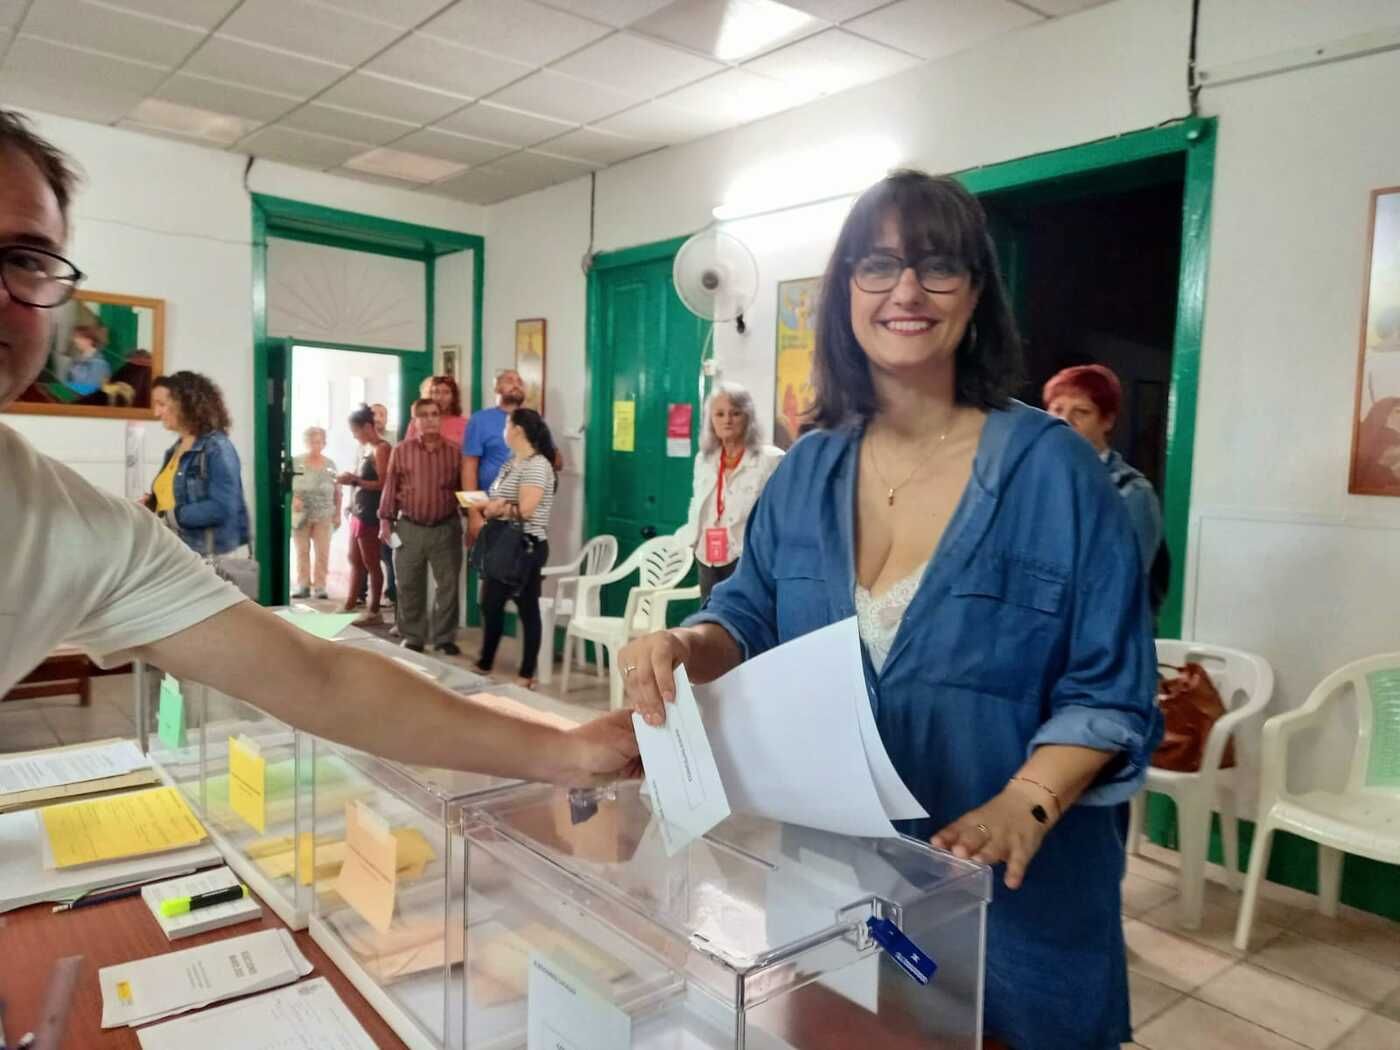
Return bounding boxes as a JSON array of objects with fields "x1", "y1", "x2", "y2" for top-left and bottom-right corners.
[{"x1": 0, "y1": 423, "x2": 245, "y2": 694}]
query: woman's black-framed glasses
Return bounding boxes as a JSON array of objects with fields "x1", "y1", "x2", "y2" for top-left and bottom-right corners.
[
  {"x1": 1, "y1": 244, "x2": 85, "y2": 308},
  {"x1": 851, "y1": 251, "x2": 969, "y2": 295}
]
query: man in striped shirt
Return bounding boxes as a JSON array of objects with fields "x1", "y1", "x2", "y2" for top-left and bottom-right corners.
[{"x1": 379, "y1": 399, "x2": 466, "y2": 655}]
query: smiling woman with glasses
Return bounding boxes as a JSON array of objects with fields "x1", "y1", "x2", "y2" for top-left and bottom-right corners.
[
  {"x1": 0, "y1": 244, "x2": 84, "y2": 308},
  {"x1": 618, "y1": 170, "x2": 1160, "y2": 1050}
]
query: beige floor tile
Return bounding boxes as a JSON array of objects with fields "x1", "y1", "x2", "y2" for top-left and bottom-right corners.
[
  {"x1": 1124, "y1": 872, "x2": 1180, "y2": 917},
  {"x1": 1124, "y1": 918, "x2": 1235, "y2": 993},
  {"x1": 1128, "y1": 852, "x2": 1182, "y2": 887},
  {"x1": 1195, "y1": 963, "x2": 1365, "y2": 1049},
  {"x1": 1250, "y1": 931, "x2": 1400, "y2": 1008},
  {"x1": 1129, "y1": 971, "x2": 1184, "y2": 1027},
  {"x1": 1328, "y1": 1012, "x2": 1400, "y2": 1050},
  {"x1": 1135, "y1": 997, "x2": 1307, "y2": 1050},
  {"x1": 1141, "y1": 896, "x2": 1283, "y2": 959},
  {"x1": 0, "y1": 709, "x2": 62, "y2": 752},
  {"x1": 41, "y1": 704, "x2": 134, "y2": 746},
  {"x1": 1297, "y1": 911, "x2": 1400, "y2": 971}
]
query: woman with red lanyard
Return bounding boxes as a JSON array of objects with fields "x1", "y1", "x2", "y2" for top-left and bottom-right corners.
[{"x1": 680, "y1": 382, "x2": 783, "y2": 600}]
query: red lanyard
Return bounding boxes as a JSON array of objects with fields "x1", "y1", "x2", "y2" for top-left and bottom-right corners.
[{"x1": 715, "y1": 449, "x2": 742, "y2": 521}]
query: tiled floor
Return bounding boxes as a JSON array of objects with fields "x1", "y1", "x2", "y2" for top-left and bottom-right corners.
[{"x1": 5, "y1": 640, "x2": 1399, "y2": 1050}]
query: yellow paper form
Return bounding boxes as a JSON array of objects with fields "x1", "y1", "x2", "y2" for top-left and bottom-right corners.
[
  {"x1": 227, "y1": 736, "x2": 267, "y2": 834},
  {"x1": 612, "y1": 400, "x2": 635, "y2": 452},
  {"x1": 335, "y1": 801, "x2": 398, "y2": 934},
  {"x1": 40, "y1": 785, "x2": 206, "y2": 868}
]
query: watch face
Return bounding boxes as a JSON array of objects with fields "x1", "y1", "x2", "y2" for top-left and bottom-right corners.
[{"x1": 1031, "y1": 804, "x2": 1048, "y2": 825}]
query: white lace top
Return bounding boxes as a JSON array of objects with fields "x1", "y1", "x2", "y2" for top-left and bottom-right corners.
[{"x1": 855, "y1": 560, "x2": 929, "y2": 675}]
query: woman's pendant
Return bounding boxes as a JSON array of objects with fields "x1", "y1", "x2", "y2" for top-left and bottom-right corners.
[{"x1": 887, "y1": 488, "x2": 896, "y2": 507}]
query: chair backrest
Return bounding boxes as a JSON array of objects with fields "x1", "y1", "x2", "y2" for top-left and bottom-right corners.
[
  {"x1": 580, "y1": 534, "x2": 618, "y2": 579},
  {"x1": 1155, "y1": 640, "x2": 1274, "y2": 715},
  {"x1": 1304, "y1": 652, "x2": 1400, "y2": 795},
  {"x1": 619, "y1": 536, "x2": 694, "y2": 627}
]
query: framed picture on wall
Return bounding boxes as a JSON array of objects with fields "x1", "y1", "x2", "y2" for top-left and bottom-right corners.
[
  {"x1": 773, "y1": 277, "x2": 821, "y2": 449},
  {"x1": 439, "y1": 344, "x2": 461, "y2": 383},
  {"x1": 515, "y1": 318, "x2": 546, "y2": 413},
  {"x1": 1349, "y1": 186, "x2": 1400, "y2": 495},
  {"x1": 3, "y1": 290, "x2": 165, "y2": 420}
]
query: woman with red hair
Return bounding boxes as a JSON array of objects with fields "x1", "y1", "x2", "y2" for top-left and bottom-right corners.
[{"x1": 405, "y1": 374, "x2": 467, "y2": 448}]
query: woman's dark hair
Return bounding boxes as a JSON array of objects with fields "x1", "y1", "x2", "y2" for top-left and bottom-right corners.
[
  {"x1": 809, "y1": 170, "x2": 1023, "y2": 429},
  {"x1": 347, "y1": 403, "x2": 376, "y2": 431},
  {"x1": 152, "y1": 371, "x2": 231, "y2": 435},
  {"x1": 429, "y1": 374, "x2": 462, "y2": 416},
  {"x1": 510, "y1": 408, "x2": 559, "y2": 490}
]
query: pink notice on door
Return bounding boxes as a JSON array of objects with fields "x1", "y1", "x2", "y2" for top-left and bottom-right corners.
[{"x1": 667, "y1": 403, "x2": 693, "y2": 457}]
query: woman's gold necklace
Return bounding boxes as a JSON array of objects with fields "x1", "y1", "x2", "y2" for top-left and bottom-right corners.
[{"x1": 867, "y1": 413, "x2": 957, "y2": 507}]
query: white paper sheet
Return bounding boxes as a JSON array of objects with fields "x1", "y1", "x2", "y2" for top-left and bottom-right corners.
[
  {"x1": 142, "y1": 866, "x2": 262, "y2": 940},
  {"x1": 528, "y1": 953, "x2": 631, "y2": 1050},
  {"x1": 0, "y1": 740, "x2": 149, "y2": 794},
  {"x1": 136, "y1": 978, "x2": 377, "y2": 1050},
  {"x1": 632, "y1": 666, "x2": 731, "y2": 856},
  {"x1": 693, "y1": 617, "x2": 926, "y2": 838}
]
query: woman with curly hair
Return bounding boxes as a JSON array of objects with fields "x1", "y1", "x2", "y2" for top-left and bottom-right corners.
[
  {"x1": 404, "y1": 374, "x2": 467, "y2": 447},
  {"x1": 144, "y1": 371, "x2": 250, "y2": 556}
]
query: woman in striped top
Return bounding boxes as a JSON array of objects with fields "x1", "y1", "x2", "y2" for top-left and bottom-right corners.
[{"x1": 475, "y1": 408, "x2": 557, "y2": 688}]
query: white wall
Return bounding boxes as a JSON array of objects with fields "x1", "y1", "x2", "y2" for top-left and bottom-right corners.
[{"x1": 5, "y1": 110, "x2": 485, "y2": 509}]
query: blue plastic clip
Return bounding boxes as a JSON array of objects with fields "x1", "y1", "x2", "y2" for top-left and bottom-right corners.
[{"x1": 866, "y1": 916, "x2": 936, "y2": 985}]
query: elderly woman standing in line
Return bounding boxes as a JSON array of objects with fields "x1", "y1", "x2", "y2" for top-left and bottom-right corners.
[
  {"x1": 290, "y1": 426, "x2": 340, "y2": 599},
  {"x1": 680, "y1": 382, "x2": 782, "y2": 600}
]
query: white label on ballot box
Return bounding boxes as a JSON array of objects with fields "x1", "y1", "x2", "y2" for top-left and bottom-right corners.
[{"x1": 528, "y1": 953, "x2": 630, "y2": 1050}]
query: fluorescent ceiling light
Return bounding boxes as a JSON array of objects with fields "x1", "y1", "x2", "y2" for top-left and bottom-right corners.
[
  {"x1": 713, "y1": 136, "x2": 899, "y2": 220},
  {"x1": 345, "y1": 148, "x2": 468, "y2": 184},
  {"x1": 126, "y1": 98, "x2": 260, "y2": 146},
  {"x1": 713, "y1": 0, "x2": 817, "y2": 61}
]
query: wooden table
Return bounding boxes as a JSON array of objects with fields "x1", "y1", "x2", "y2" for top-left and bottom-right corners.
[
  {"x1": 3, "y1": 647, "x2": 91, "y2": 706},
  {"x1": 1, "y1": 893, "x2": 408, "y2": 1048}
]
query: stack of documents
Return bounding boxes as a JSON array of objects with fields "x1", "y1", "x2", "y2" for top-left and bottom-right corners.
[
  {"x1": 142, "y1": 866, "x2": 262, "y2": 940},
  {"x1": 99, "y1": 928, "x2": 313, "y2": 1028},
  {"x1": 39, "y1": 785, "x2": 207, "y2": 868},
  {"x1": 135, "y1": 977, "x2": 377, "y2": 1050},
  {"x1": 0, "y1": 739, "x2": 157, "y2": 814}
]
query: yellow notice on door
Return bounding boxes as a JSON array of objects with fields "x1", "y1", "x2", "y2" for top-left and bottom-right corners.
[
  {"x1": 40, "y1": 785, "x2": 206, "y2": 868},
  {"x1": 227, "y1": 735, "x2": 267, "y2": 834},
  {"x1": 335, "y1": 800, "x2": 399, "y2": 934},
  {"x1": 612, "y1": 400, "x2": 635, "y2": 452}
]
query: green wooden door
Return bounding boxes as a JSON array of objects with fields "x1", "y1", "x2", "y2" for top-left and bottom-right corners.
[{"x1": 593, "y1": 256, "x2": 707, "y2": 617}]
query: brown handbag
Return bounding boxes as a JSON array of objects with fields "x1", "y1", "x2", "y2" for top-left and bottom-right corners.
[{"x1": 1152, "y1": 662, "x2": 1237, "y2": 773}]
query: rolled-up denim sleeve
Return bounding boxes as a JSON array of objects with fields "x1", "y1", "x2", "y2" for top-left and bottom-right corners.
[{"x1": 1028, "y1": 474, "x2": 1162, "y2": 805}]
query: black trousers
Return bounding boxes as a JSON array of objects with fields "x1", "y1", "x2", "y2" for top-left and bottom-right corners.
[
  {"x1": 478, "y1": 539, "x2": 550, "y2": 678},
  {"x1": 698, "y1": 559, "x2": 738, "y2": 601}
]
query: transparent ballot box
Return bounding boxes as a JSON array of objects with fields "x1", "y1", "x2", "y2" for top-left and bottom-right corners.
[
  {"x1": 340, "y1": 635, "x2": 494, "y2": 696},
  {"x1": 462, "y1": 782, "x2": 991, "y2": 1049}
]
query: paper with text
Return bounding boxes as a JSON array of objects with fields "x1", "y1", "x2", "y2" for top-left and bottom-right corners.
[
  {"x1": 136, "y1": 978, "x2": 377, "y2": 1050},
  {"x1": 335, "y1": 800, "x2": 398, "y2": 934},
  {"x1": 527, "y1": 953, "x2": 631, "y2": 1050},
  {"x1": 227, "y1": 735, "x2": 267, "y2": 834},
  {"x1": 0, "y1": 739, "x2": 148, "y2": 795},
  {"x1": 157, "y1": 677, "x2": 186, "y2": 750},
  {"x1": 39, "y1": 785, "x2": 206, "y2": 868}
]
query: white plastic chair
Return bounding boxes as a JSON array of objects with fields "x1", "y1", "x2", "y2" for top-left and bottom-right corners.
[
  {"x1": 536, "y1": 535, "x2": 618, "y2": 685},
  {"x1": 560, "y1": 536, "x2": 695, "y2": 709},
  {"x1": 1127, "y1": 641, "x2": 1274, "y2": 929},
  {"x1": 1234, "y1": 652, "x2": 1400, "y2": 951}
]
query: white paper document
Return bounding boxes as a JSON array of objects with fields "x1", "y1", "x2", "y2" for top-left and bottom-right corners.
[
  {"x1": 142, "y1": 866, "x2": 262, "y2": 940},
  {"x1": 693, "y1": 617, "x2": 926, "y2": 838},
  {"x1": 136, "y1": 977, "x2": 377, "y2": 1050},
  {"x1": 100, "y1": 927, "x2": 313, "y2": 1028},
  {"x1": 528, "y1": 953, "x2": 631, "y2": 1050},
  {"x1": 0, "y1": 739, "x2": 149, "y2": 794},
  {"x1": 632, "y1": 665, "x2": 732, "y2": 856}
]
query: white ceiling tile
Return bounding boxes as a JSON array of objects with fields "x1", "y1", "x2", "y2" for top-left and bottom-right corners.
[
  {"x1": 538, "y1": 126, "x2": 661, "y2": 164},
  {"x1": 551, "y1": 32, "x2": 723, "y2": 96},
  {"x1": 435, "y1": 101, "x2": 574, "y2": 146},
  {"x1": 184, "y1": 35, "x2": 348, "y2": 97},
  {"x1": 487, "y1": 69, "x2": 640, "y2": 124},
  {"x1": 778, "y1": 0, "x2": 888, "y2": 21},
  {"x1": 240, "y1": 125, "x2": 369, "y2": 168},
  {"x1": 845, "y1": 0, "x2": 1041, "y2": 61},
  {"x1": 278, "y1": 103, "x2": 417, "y2": 145},
  {"x1": 367, "y1": 33, "x2": 532, "y2": 98},
  {"x1": 661, "y1": 67, "x2": 815, "y2": 123},
  {"x1": 345, "y1": 146, "x2": 467, "y2": 182},
  {"x1": 630, "y1": 0, "x2": 824, "y2": 61},
  {"x1": 744, "y1": 27, "x2": 921, "y2": 95},
  {"x1": 124, "y1": 97, "x2": 261, "y2": 145},
  {"x1": 157, "y1": 73, "x2": 302, "y2": 124},
  {"x1": 422, "y1": 0, "x2": 610, "y2": 65},
  {"x1": 430, "y1": 167, "x2": 518, "y2": 204},
  {"x1": 392, "y1": 127, "x2": 514, "y2": 165},
  {"x1": 535, "y1": 0, "x2": 675, "y2": 27},
  {"x1": 489, "y1": 149, "x2": 598, "y2": 178},
  {"x1": 319, "y1": 73, "x2": 469, "y2": 125},
  {"x1": 315, "y1": 0, "x2": 455, "y2": 27},
  {"x1": 0, "y1": 0, "x2": 25, "y2": 29},
  {"x1": 220, "y1": 0, "x2": 404, "y2": 67},
  {"x1": 22, "y1": 0, "x2": 205, "y2": 67},
  {"x1": 328, "y1": 167, "x2": 426, "y2": 190},
  {"x1": 1020, "y1": 0, "x2": 1112, "y2": 15},
  {"x1": 0, "y1": 37, "x2": 165, "y2": 122},
  {"x1": 592, "y1": 98, "x2": 731, "y2": 142},
  {"x1": 100, "y1": 0, "x2": 240, "y2": 30}
]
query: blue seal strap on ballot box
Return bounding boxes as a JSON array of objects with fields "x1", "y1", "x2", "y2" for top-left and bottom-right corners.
[{"x1": 866, "y1": 916, "x2": 936, "y2": 985}]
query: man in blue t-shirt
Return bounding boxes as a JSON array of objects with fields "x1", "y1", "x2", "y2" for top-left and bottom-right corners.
[{"x1": 462, "y1": 368, "x2": 525, "y2": 543}]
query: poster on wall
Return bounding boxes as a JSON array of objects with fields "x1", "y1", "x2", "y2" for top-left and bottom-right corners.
[
  {"x1": 439, "y1": 344, "x2": 460, "y2": 383},
  {"x1": 1350, "y1": 187, "x2": 1400, "y2": 495},
  {"x1": 3, "y1": 290, "x2": 165, "y2": 420},
  {"x1": 515, "y1": 318, "x2": 546, "y2": 413},
  {"x1": 773, "y1": 277, "x2": 821, "y2": 450}
]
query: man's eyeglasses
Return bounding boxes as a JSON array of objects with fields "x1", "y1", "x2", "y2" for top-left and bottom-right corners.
[
  {"x1": 1, "y1": 245, "x2": 85, "y2": 308},
  {"x1": 850, "y1": 251, "x2": 970, "y2": 295}
]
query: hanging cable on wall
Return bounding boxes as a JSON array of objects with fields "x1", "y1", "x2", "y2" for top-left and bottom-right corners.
[{"x1": 1187, "y1": 0, "x2": 1202, "y2": 115}]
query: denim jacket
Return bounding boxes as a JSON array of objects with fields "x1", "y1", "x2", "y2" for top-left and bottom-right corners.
[
  {"x1": 163, "y1": 431, "x2": 251, "y2": 556},
  {"x1": 686, "y1": 401, "x2": 1161, "y2": 1049},
  {"x1": 1102, "y1": 448, "x2": 1163, "y2": 572}
]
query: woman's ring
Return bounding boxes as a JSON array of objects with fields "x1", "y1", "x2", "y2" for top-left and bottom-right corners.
[
  {"x1": 975, "y1": 822, "x2": 992, "y2": 838},
  {"x1": 622, "y1": 664, "x2": 638, "y2": 676}
]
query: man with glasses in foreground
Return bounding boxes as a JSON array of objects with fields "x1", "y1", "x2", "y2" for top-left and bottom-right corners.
[{"x1": 0, "y1": 109, "x2": 640, "y2": 787}]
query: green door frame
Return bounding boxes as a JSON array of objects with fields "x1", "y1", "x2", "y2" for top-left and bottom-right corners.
[{"x1": 251, "y1": 193, "x2": 485, "y2": 605}]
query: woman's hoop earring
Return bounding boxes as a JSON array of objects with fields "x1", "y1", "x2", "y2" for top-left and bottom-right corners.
[{"x1": 967, "y1": 321, "x2": 979, "y2": 351}]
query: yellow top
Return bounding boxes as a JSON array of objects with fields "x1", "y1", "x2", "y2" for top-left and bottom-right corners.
[{"x1": 152, "y1": 451, "x2": 180, "y2": 512}]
